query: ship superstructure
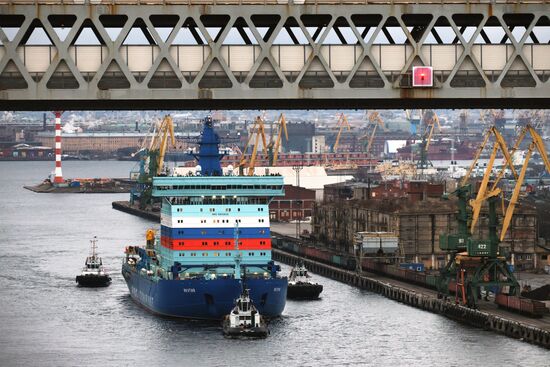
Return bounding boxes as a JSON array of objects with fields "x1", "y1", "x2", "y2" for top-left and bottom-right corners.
[{"x1": 122, "y1": 117, "x2": 288, "y2": 319}]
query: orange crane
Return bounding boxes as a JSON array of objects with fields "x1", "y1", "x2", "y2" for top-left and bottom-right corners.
[
  {"x1": 238, "y1": 116, "x2": 267, "y2": 176},
  {"x1": 134, "y1": 115, "x2": 176, "y2": 176},
  {"x1": 363, "y1": 111, "x2": 386, "y2": 156},
  {"x1": 267, "y1": 113, "x2": 288, "y2": 166},
  {"x1": 421, "y1": 110, "x2": 441, "y2": 152},
  {"x1": 499, "y1": 125, "x2": 550, "y2": 241},
  {"x1": 130, "y1": 115, "x2": 175, "y2": 208},
  {"x1": 333, "y1": 113, "x2": 350, "y2": 153},
  {"x1": 467, "y1": 126, "x2": 518, "y2": 233}
]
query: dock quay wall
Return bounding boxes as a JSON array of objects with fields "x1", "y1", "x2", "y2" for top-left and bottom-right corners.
[
  {"x1": 112, "y1": 201, "x2": 160, "y2": 222},
  {"x1": 272, "y1": 248, "x2": 550, "y2": 350}
]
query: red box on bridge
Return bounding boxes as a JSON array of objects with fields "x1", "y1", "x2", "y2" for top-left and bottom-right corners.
[{"x1": 412, "y1": 66, "x2": 433, "y2": 87}]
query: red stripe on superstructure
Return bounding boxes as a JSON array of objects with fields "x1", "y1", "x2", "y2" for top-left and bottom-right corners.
[{"x1": 160, "y1": 237, "x2": 271, "y2": 251}]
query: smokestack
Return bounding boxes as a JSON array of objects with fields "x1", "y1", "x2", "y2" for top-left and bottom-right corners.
[{"x1": 53, "y1": 111, "x2": 63, "y2": 184}]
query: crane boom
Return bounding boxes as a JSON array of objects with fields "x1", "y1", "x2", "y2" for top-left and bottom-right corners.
[
  {"x1": 365, "y1": 111, "x2": 386, "y2": 155},
  {"x1": 238, "y1": 118, "x2": 259, "y2": 172},
  {"x1": 248, "y1": 116, "x2": 268, "y2": 176},
  {"x1": 468, "y1": 126, "x2": 518, "y2": 233},
  {"x1": 271, "y1": 113, "x2": 288, "y2": 166},
  {"x1": 423, "y1": 110, "x2": 441, "y2": 151},
  {"x1": 499, "y1": 125, "x2": 550, "y2": 241},
  {"x1": 157, "y1": 115, "x2": 176, "y2": 175},
  {"x1": 333, "y1": 113, "x2": 350, "y2": 153},
  {"x1": 461, "y1": 127, "x2": 492, "y2": 186}
]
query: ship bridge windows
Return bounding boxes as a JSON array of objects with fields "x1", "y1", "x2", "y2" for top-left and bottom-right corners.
[{"x1": 156, "y1": 184, "x2": 282, "y2": 192}]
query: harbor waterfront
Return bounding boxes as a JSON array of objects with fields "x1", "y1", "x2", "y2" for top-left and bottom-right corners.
[{"x1": 1, "y1": 161, "x2": 549, "y2": 366}]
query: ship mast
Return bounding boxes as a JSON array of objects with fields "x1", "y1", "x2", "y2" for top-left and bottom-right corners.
[
  {"x1": 233, "y1": 222, "x2": 242, "y2": 280},
  {"x1": 90, "y1": 236, "x2": 98, "y2": 259}
]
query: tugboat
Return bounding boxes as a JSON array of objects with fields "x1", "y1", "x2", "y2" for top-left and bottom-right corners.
[
  {"x1": 76, "y1": 237, "x2": 111, "y2": 287},
  {"x1": 222, "y1": 289, "x2": 269, "y2": 338},
  {"x1": 287, "y1": 262, "x2": 323, "y2": 299}
]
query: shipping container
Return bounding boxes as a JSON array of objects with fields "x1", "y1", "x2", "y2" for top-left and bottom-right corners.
[{"x1": 399, "y1": 263, "x2": 425, "y2": 272}]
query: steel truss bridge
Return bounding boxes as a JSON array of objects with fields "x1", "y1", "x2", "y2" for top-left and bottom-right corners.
[{"x1": 1, "y1": 1, "x2": 550, "y2": 110}]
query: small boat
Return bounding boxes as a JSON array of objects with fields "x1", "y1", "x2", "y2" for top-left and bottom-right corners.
[
  {"x1": 287, "y1": 262, "x2": 323, "y2": 300},
  {"x1": 76, "y1": 237, "x2": 111, "y2": 287},
  {"x1": 222, "y1": 289, "x2": 269, "y2": 338}
]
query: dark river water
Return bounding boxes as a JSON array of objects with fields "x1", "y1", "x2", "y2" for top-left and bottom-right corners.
[{"x1": 0, "y1": 161, "x2": 548, "y2": 367}]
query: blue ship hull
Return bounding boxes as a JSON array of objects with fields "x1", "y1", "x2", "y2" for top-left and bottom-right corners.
[{"x1": 122, "y1": 264, "x2": 287, "y2": 319}]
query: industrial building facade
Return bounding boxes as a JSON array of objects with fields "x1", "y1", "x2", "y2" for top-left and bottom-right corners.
[
  {"x1": 313, "y1": 181, "x2": 546, "y2": 271},
  {"x1": 35, "y1": 132, "x2": 147, "y2": 154},
  {"x1": 269, "y1": 185, "x2": 315, "y2": 222}
]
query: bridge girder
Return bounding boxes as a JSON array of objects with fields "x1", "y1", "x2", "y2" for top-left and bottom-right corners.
[{"x1": 1, "y1": 4, "x2": 550, "y2": 110}]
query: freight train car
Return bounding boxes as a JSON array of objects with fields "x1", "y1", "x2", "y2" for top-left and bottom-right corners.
[
  {"x1": 495, "y1": 294, "x2": 548, "y2": 318},
  {"x1": 272, "y1": 236, "x2": 547, "y2": 318}
]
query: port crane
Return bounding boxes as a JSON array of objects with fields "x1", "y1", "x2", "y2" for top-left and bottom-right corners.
[
  {"x1": 361, "y1": 111, "x2": 386, "y2": 156},
  {"x1": 417, "y1": 110, "x2": 441, "y2": 171},
  {"x1": 436, "y1": 123, "x2": 550, "y2": 307},
  {"x1": 332, "y1": 113, "x2": 350, "y2": 153},
  {"x1": 458, "y1": 110, "x2": 468, "y2": 134},
  {"x1": 480, "y1": 109, "x2": 505, "y2": 130},
  {"x1": 131, "y1": 115, "x2": 176, "y2": 208},
  {"x1": 465, "y1": 126, "x2": 518, "y2": 234},
  {"x1": 500, "y1": 125, "x2": 550, "y2": 242},
  {"x1": 266, "y1": 113, "x2": 288, "y2": 166},
  {"x1": 238, "y1": 116, "x2": 267, "y2": 176},
  {"x1": 405, "y1": 109, "x2": 422, "y2": 136}
]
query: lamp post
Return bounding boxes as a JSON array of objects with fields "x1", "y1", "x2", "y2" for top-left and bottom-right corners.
[{"x1": 292, "y1": 162, "x2": 303, "y2": 239}]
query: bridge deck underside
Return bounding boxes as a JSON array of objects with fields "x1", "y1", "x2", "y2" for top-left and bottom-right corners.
[{"x1": 1, "y1": 4, "x2": 550, "y2": 109}]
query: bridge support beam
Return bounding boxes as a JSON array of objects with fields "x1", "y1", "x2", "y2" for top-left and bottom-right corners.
[{"x1": 1, "y1": 4, "x2": 550, "y2": 110}]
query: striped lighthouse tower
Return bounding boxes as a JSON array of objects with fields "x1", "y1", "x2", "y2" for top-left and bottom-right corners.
[{"x1": 53, "y1": 111, "x2": 63, "y2": 184}]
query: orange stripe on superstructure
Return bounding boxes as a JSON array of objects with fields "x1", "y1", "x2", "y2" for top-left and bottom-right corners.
[{"x1": 160, "y1": 237, "x2": 271, "y2": 251}]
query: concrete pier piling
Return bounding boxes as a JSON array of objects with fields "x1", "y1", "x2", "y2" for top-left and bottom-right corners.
[{"x1": 273, "y1": 249, "x2": 550, "y2": 349}]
